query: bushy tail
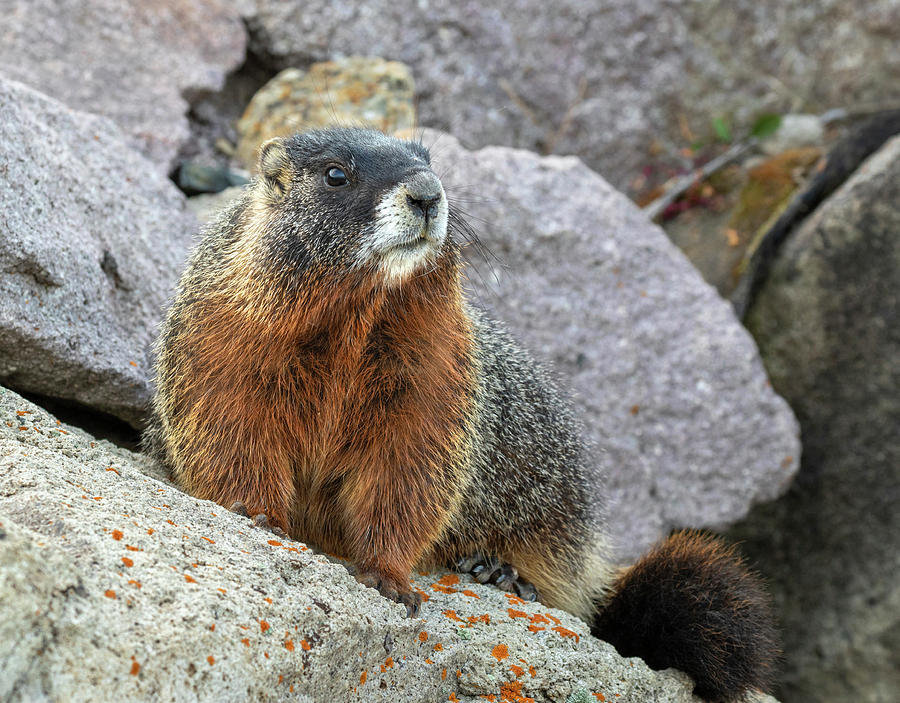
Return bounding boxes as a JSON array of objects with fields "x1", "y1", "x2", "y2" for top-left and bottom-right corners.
[{"x1": 592, "y1": 531, "x2": 778, "y2": 702}]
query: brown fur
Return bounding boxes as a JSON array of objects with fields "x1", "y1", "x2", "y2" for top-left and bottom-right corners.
[{"x1": 160, "y1": 246, "x2": 474, "y2": 596}]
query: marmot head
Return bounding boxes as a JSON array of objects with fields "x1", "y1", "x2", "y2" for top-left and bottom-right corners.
[{"x1": 250, "y1": 127, "x2": 451, "y2": 287}]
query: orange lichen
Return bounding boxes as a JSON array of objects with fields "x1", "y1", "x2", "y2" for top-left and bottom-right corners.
[
  {"x1": 267, "y1": 540, "x2": 283, "y2": 546},
  {"x1": 443, "y1": 610, "x2": 464, "y2": 623},
  {"x1": 111, "y1": 530, "x2": 123, "y2": 541},
  {"x1": 529, "y1": 614, "x2": 551, "y2": 625},
  {"x1": 433, "y1": 643, "x2": 444, "y2": 652},
  {"x1": 207, "y1": 656, "x2": 215, "y2": 666},
  {"x1": 499, "y1": 680, "x2": 534, "y2": 702},
  {"x1": 424, "y1": 658, "x2": 433, "y2": 664},
  {"x1": 551, "y1": 626, "x2": 579, "y2": 642},
  {"x1": 507, "y1": 608, "x2": 529, "y2": 620},
  {"x1": 461, "y1": 589, "x2": 480, "y2": 598},
  {"x1": 130, "y1": 658, "x2": 140, "y2": 675},
  {"x1": 491, "y1": 644, "x2": 509, "y2": 661},
  {"x1": 509, "y1": 665, "x2": 525, "y2": 677},
  {"x1": 431, "y1": 583, "x2": 458, "y2": 594},
  {"x1": 360, "y1": 670, "x2": 367, "y2": 685},
  {"x1": 593, "y1": 694, "x2": 606, "y2": 701},
  {"x1": 504, "y1": 594, "x2": 525, "y2": 606},
  {"x1": 284, "y1": 640, "x2": 294, "y2": 651},
  {"x1": 528, "y1": 666, "x2": 536, "y2": 677},
  {"x1": 241, "y1": 638, "x2": 250, "y2": 647},
  {"x1": 185, "y1": 574, "x2": 197, "y2": 584},
  {"x1": 526, "y1": 625, "x2": 545, "y2": 633},
  {"x1": 104, "y1": 590, "x2": 116, "y2": 599},
  {"x1": 128, "y1": 580, "x2": 142, "y2": 588},
  {"x1": 544, "y1": 613, "x2": 561, "y2": 625},
  {"x1": 260, "y1": 620, "x2": 270, "y2": 633},
  {"x1": 106, "y1": 467, "x2": 119, "y2": 475},
  {"x1": 413, "y1": 586, "x2": 431, "y2": 602},
  {"x1": 217, "y1": 588, "x2": 226, "y2": 594},
  {"x1": 121, "y1": 557, "x2": 134, "y2": 567},
  {"x1": 418, "y1": 631, "x2": 428, "y2": 642},
  {"x1": 437, "y1": 573, "x2": 460, "y2": 586},
  {"x1": 301, "y1": 640, "x2": 311, "y2": 651},
  {"x1": 480, "y1": 696, "x2": 497, "y2": 702},
  {"x1": 449, "y1": 694, "x2": 460, "y2": 702},
  {"x1": 441, "y1": 668, "x2": 447, "y2": 681},
  {"x1": 384, "y1": 657, "x2": 394, "y2": 669},
  {"x1": 467, "y1": 614, "x2": 490, "y2": 624},
  {"x1": 147, "y1": 528, "x2": 155, "y2": 535},
  {"x1": 125, "y1": 544, "x2": 140, "y2": 552},
  {"x1": 202, "y1": 536, "x2": 215, "y2": 544},
  {"x1": 264, "y1": 597, "x2": 273, "y2": 604},
  {"x1": 210, "y1": 624, "x2": 216, "y2": 631},
  {"x1": 166, "y1": 520, "x2": 176, "y2": 526}
]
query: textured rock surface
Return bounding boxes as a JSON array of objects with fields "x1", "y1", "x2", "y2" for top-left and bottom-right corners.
[
  {"x1": 246, "y1": 0, "x2": 900, "y2": 189},
  {"x1": 729, "y1": 136, "x2": 900, "y2": 703},
  {"x1": 0, "y1": 0, "x2": 247, "y2": 170},
  {"x1": 0, "y1": 77, "x2": 196, "y2": 427},
  {"x1": 0, "y1": 385, "x2": 775, "y2": 703},
  {"x1": 236, "y1": 57, "x2": 416, "y2": 169},
  {"x1": 422, "y1": 131, "x2": 800, "y2": 560},
  {"x1": 186, "y1": 187, "x2": 246, "y2": 224}
]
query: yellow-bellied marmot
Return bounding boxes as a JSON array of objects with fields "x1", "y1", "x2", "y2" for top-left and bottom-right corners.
[{"x1": 145, "y1": 128, "x2": 776, "y2": 702}]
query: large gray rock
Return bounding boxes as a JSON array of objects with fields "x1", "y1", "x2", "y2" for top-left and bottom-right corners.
[
  {"x1": 0, "y1": 386, "x2": 782, "y2": 703},
  {"x1": 0, "y1": 0, "x2": 247, "y2": 170},
  {"x1": 0, "y1": 77, "x2": 196, "y2": 427},
  {"x1": 729, "y1": 135, "x2": 900, "y2": 703},
  {"x1": 424, "y1": 131, "x2": 800, "y2": 560},
  {"x1": 245, "y1": 0, "x2": 900, "y2": 189}
]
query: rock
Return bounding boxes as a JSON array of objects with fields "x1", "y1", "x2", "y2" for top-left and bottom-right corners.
[
  {"x1": 175, "y1": 163, "x2": 249, "y2": 195},
  {"x1": 421, "y1": 131, "x2": 800, "y2": 560},
  {"x1": 245, "y1": 1, "x2": 900, "y2": 190},
  {"x1": 0, "y1": 0, "x2": 247, "y2": 171},
  {"x1": 729, "y1": 135, "x2": 900, "y2": 703},
  {"x1": 186, "y1": 187, "x2": 247, "y2": 224},
  {"x1": 0, "y1": 77, "x2": 196, "y2": 427},
  {"x1": 759, "y1": 115, "x2": 826, "y2": 156},
  {"x1": 235, "y1": 58, "x2": 416, "y2": 169},
  {"x1": 0, "y1": 386, "x2": 776, "y2": 703}
]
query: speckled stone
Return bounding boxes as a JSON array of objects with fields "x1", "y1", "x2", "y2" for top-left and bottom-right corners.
[
  {"x1": 236, "y1": 57, "x2": 416, "y2": 169},
  {"x1": 0, "y1": 77, "x2": 196, "y2": 427},
  {"x1": 0, "y1": 0, "x2": 247, "y2": 171},
  {"x1": 0, "y1": 386, "x2": 784, "y2": 703},
  {"x1": 247, "y1": 0, "x2": 900, "y2": 190},
  {"x1": 420, "y1": 130, "x2": 800, "y2": 560}
]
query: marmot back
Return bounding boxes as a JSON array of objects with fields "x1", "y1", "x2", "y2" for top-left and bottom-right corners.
[{"x1": 146, "y1": 128, "x2": 776, "y2": 702}]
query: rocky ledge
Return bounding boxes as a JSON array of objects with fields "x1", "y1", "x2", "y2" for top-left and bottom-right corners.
[{"x1": 0, "y1": 386, "x2": 779, "y2": 703}]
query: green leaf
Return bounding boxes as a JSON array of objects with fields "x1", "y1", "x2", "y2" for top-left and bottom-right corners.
[
  {"x1": 751, "y1": 113, "x2": 783, "y2": 138},
  {"x1": 712, "y1": 116, "x2": 732, "y2": 143}
]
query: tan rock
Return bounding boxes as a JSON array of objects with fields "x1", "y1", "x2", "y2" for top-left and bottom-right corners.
[{"x1": 236, "y1": 57, "x2": 416, "y2": 169}]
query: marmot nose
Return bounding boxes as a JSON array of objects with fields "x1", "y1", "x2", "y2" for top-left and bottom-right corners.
[
  {"x1": 407, "y1": 193, "x2": 442, "y2": 219},
  {"x1": 404, "y1": 171, "x2": 443, "y2": 220}
]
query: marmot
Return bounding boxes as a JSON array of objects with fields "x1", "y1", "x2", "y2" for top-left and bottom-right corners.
[{"x1": 145, "y1": 128, "x2": 776, "y2": 702}]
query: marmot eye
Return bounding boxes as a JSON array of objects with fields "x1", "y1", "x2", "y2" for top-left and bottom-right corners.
[{"x1": 325, "y1": 166, "x2": 348, "y2": 187}]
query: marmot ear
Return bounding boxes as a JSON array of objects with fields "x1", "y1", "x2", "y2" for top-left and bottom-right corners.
[{"x1": 258, "y1": 138, "x2": 292, "y2": 199}]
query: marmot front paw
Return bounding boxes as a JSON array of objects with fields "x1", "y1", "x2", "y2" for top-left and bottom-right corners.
[{"x1": 355, "y1": 570, "x2": 422, "y2": 617}]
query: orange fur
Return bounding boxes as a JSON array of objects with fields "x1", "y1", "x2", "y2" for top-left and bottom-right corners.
[{"x1": 164, "y1": 253, "x2": 475, "y2": 595}]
